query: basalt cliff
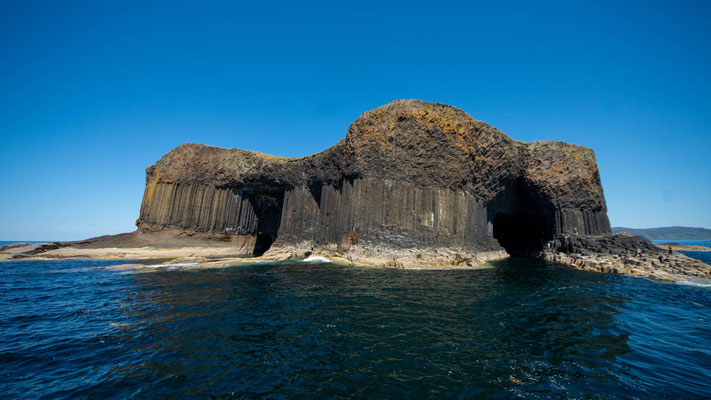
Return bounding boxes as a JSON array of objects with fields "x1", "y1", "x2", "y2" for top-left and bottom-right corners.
[
  {"x1": 5, "y1": 99, "x2": 709, "y2": 279},
  {"x1": 135, "y1": 99, "x2": 611, "y2": 266}
]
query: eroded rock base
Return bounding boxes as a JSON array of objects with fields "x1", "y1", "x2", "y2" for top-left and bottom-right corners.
[{"x1": 263, "y1": 242, "x2": 508, "y2": 269}]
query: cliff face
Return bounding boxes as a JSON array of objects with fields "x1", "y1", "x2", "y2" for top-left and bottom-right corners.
[{"x1": 137, "y1": 99, "x2": 610, "y2": 257}]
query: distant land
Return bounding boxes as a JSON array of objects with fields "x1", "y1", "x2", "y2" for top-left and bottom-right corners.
[{"x1": 611, "y1": 226, "x2": 711, "y2": 240}]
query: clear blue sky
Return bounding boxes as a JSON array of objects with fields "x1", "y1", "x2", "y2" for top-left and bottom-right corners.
[{"x1": 1, "y1": 1, "x2": 710, "y2": 240}]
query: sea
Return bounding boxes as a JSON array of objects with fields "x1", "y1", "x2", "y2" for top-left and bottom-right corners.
[{"x1": 1, "y1": 244, "x2": 711, "y2": 399}]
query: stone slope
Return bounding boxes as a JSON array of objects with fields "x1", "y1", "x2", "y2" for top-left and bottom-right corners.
[{"x1": 136, "y1": 99, "x2": 611, "y2": 259}]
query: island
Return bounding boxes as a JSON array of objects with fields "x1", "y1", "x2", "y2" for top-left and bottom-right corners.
[
  {"x1": 612, "y1": 226, "x2": 711, "y2": 240},
  {"x1": 2, "y1": 100, "x2": 709, "y2": 281}
]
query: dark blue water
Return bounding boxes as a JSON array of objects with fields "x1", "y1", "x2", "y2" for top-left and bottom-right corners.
[{"x1": 1, "y1": 258, "x2": 710, "y2": 399}]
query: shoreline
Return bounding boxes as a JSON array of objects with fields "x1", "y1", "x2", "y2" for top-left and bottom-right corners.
[
  {"x1": 654, "y1": 242, "x2": 711, "y2": 252},
  {"x1": 0, "y1": 242, "x2": 509, "y2": 271},
  {"x1": 542, "y1": 249, "x2": 711, "y2": 283},
  {"x1": 2, "y1": 240, "x2": 710, "y2": 284}
]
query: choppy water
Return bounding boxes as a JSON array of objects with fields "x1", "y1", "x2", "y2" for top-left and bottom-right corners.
[{"x1": 1, "y1": 258, "x2": 710, "y2": 399}]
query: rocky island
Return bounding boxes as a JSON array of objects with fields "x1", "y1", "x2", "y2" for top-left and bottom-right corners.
[{"x1": 3, "y1": 100, "x2": 709, "y2": 281}]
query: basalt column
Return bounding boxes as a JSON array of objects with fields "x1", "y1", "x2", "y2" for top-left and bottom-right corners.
[{"x1": 135, "y1": 99, "x2": 612, "y2": 256}]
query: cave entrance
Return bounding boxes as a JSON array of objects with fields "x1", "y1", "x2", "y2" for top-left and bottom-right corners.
[
  {"x1": 244, "y1": 190, "x2": 284, "y2": 257},
  {"x1": 253, "y1": 234, "x2": 274, "y2": 256},
  {"x1": 493, "y1": 213, "x2": 545, "y2": 257}
]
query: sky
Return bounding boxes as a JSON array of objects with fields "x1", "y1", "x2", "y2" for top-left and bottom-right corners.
[{"x1": 1, "y1": 0, "x2": 710, "y2": 240}]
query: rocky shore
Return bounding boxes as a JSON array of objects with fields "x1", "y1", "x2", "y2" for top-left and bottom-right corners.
[
  {"x1": 4, "y1": 100, "x2": 708, "y2": 283},
  {"x1": 542, "y1": 233, "x2": 711, "y2": 282},
  {"x1": 0, "y1": 239, "x2": 508, "y2": 270},
  {"x1": 3, "y1": 234, "x2": 709, "y2": 283}
]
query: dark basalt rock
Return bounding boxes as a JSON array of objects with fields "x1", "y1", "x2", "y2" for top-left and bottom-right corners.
[
  {"x1": 1, "y1": 242, "x2": 67, "y2": 259},
  {"x1": 552, "y1": 232, "x2": 662, "y2": 256},
  {"x1": 136, "y1": 99, "x2": 612, "y2": 256}
]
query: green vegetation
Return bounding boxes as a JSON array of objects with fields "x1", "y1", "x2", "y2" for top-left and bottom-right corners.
[{"x1": 251, "y1": 151, "x2": 297, "y2": 162}]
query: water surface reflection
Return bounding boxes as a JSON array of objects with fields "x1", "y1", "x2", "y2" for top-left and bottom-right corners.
[
  {"x1": 2, "y1": 258, "x2": 709, "y2": 399},
  {"x1": 113, "y1": 259, "x2": 643, "y2": 398}
]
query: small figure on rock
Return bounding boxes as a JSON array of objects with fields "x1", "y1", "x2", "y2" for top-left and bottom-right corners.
[{"x1": 668, "y1": 246, "x2": 672, "y2": 256}]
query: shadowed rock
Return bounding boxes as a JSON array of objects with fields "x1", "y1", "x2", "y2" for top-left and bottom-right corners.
[
  {"x1": 135, "y1": 99, "x2": 611, "y2": 257},
  {"x1": 9, "y1": 100, "x2": 706, "y2": 276}
]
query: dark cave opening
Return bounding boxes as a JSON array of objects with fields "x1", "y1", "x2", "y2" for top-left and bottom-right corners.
[
  {"x1": 245, "y1": 191, "x2": 284, "y2": 257},
  {"x1": 253, "y1": 234, "x2": 274, "y2": 256},
  {"x1": 493, "y1": 213, "x2": 546, "y2": 257}
]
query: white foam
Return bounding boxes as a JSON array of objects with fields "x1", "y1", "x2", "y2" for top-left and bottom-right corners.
[
  {"x1": 143, "y1": 263, "x2": 197, "y2": 269},
  {"x1": 677, "y1": 279, "x2": 711, "y2": 288},
  {"x1": 302, "y1": 256, "x2": 332, "y2": 263}
]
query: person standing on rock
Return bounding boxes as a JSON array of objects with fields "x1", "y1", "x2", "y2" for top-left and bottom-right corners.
[{"x1": 668, "y1": 246, "x2": 673, "y2": 256}]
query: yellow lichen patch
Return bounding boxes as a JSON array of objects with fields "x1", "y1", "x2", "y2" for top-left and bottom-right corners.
[
  {"x1": 550, "y1": 164, "x2": 564, "y2": 171},
  {"x1": 587, "y1": 166, "x2": 600, "y2": 183},
  {"x1": 541, "y1": 163, "x2": 566, "y2": 181},
  {"x1": 359, "y1": 104, "x2": 480, "y2": 155},
  {"x1": 146, "y1": 177, "x2": 160, "y2": 202},
  {"x1": 353, "y1": 118, "x2": 392, "y2": 152},
  {"x1": 400, "y1": 105, "x2": 477, "y2": 155}
]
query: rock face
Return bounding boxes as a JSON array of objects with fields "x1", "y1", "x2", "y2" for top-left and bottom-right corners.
[{"x1": 136, "y1": 99, "x2": 611, "y2": 258}]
